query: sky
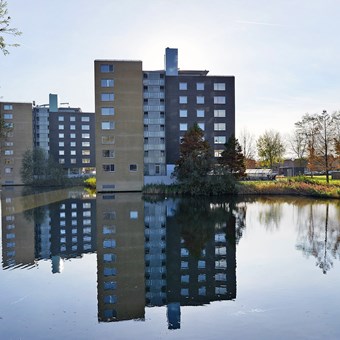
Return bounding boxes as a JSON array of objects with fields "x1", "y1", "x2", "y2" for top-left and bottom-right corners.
[{"x1": 1, "y1": 0, "x2": 340, "y2": 139}]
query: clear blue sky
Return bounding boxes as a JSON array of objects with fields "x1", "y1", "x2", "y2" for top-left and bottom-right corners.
[{"x1": 1, "y1": 0, "x2": 340, "y2": 138}]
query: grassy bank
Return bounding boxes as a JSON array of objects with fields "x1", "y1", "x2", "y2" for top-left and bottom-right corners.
[
  {"x1": 143, "y1": 176, "x2": 340, "y2": 199},
  {"x1": 236, "y1": 179, "x2": 340, "y2": 198},
  {"x1": 86, "y1": 175, "x2": 340, "y2": 198}
]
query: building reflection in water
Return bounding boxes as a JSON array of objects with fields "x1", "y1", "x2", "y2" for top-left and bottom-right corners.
[
  {"x1": 1, "y1": 187, "x2": 96, "y2": 271},
  {"x1": 96, "y1": 192, "x2": 145, "y2": 322},
  {"x1": 1, "y1": 188, "x2": 237, "y2": 329},
  {"x1": 145, "y1": 198, "x2": 237, "y2": 329}
]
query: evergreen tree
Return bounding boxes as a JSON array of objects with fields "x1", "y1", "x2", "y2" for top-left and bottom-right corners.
[
  {"x1": 219, "y1": 135, "x2": 246, "y2": 178},
  {"x1": 173, "y1": 123, "x2": 213, "y2": 183}
]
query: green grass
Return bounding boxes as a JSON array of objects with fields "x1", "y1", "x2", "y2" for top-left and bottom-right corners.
[{"x1": 237, "y1": 175, "x2": 340, "y2": 198}]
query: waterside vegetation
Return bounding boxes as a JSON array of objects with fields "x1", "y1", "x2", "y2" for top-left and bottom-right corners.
[{"x1": 143, "y1": 176, "x2": 340, "y2": 199}]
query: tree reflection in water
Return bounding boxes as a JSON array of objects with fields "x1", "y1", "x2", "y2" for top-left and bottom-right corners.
[{"x1": 295, "y1": 200, "x2": 340, "y2": 274}]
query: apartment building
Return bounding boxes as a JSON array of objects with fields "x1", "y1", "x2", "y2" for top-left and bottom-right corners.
[
  {"x1": 95, "y1": 48, "x2": 235, "y2": 192},
  {"x1": 94, "y1": 60, "x2": 144, "y2": 192},
  {"x1": 0, "y1": 102, "x2": 33, "y2": 185},
  {"x1": 164, "y1": 48, "x2": 235, "y2": 164},
  {"x1": 33, "y1": 94, "x2": 96, "y2": 177},
  {"x1": 143, "y1": 71, "x2": 166, "y2": 177}
]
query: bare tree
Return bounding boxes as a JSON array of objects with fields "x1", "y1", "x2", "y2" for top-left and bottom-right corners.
[
  {"x1": 295, "y1": 113, "x2": 320, "y2": 177},
  {"x1": 333, "y1": 111, "x2": 340, "y2": 158},
  {"x1": 287, "y1": 130, "x2": 308, "y2": 167},
  {"x1": 295, "y1": 111, "x2": 337, "y2": 183},
  {"x1": 0, "y1": 0, "x2": 21, "y2": 55},
  {"x1": 315, "y1": 110, "x2": 336, "y2": 183},
  {"x1": 238, "y1": 128, "x2": 256, "y2": 168}
]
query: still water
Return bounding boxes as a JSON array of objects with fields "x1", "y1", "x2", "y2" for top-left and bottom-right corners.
[{"x1": 1, "y1": 187, "x2": 340, "y2": 340}]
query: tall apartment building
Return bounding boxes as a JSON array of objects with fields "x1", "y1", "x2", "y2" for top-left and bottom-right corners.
[
  {"x1": 143, "y1": 71, "x2": 166, "y2": 177},
  {"x1": 33, "y1": 94, "x2": 96, "y2": 177},
  {"x1": 0, "y1": 102, "x2": 33, "y2": 185},
  {"x1": 94, "y1": 61, "x2": 144, "y2": 192},
  {"x1": 94, "y1": 48, "x2": 235, "y2": 192},
  {"x1": 165, "y1": 71, "x2": 235, "y2": 164}
]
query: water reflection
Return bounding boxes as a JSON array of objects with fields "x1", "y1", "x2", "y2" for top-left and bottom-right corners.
[
  {"x1": 2, "y1": 187, "x2": 340, "y2": 330},
  {"x1": 241, "y1": 196, "x2": 340, "y2": 274}
]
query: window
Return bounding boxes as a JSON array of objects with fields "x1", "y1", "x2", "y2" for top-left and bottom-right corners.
[
  {"x1": 181, "y1": 248, "x2": 189, "y2": 257},
  {"x1": 58, "y1": 116, "x2": 64, "y2": 121},
  {"x1": 69, "y1": 125, "x2": 75, "y2": 130},
  {"x1": 199, "y1": 287, "x2": 206, "y2": 296},
  {"x1": 59, "y1": 142, "x2": 64, "y2": 147},
  {"x1": 59, "y1": 150, "x2": 65, "y2": 156},
  {"x1": 214, "y1": 109, "x2": 226, "y2": 117},
  {"x1": 197, "y1": 96, "x2": 205, "y2": 104},
  {"x1": 197, "y1": 109, "x2": 205, "y2": 117},
  {"x1": 180, "y1": 123, "x2": 188, "y2": 131},
  {"x1": 4, "y1": 104, "x2": 13, "y2": 110},
  {"x1": 196, "y1": 83, "x2": 204, "y2": 90},
  {"x1": 104, "y1": 281, "x2": 117, "y2": 290},
  {"x1": 82, "y1": 150, "x2": 90, "y2": 155},
  {"x1": 102, "y1": 136, "x2": 115, "y2": 144},
  {"x1": 179, "y1": 96, "x2": 187, "y2": 104},
  {"x1": 70, "y1": 116, "x2": 76, "y2": 122},
  {"x1": 198, "y1": 274, "x2": 206, "y2": 282},
  {"x1": 129, "y1": 164, "x2": 137, "y2": 172},
  {"x1": 101, "y1": 93, "x2": 114, "y2": 101},
  {"x1": 214, "y1": 123, "x2": 226, "y2": 131},
  {"x1": 5, "y1": 167, "x2": 13, "y2": 174},
  {"x1": 82, "y1": 125, "x2": 90, "y2": 130},
  {"x1": 179, "y1": 82, "x2": 187, "y2": 90},
  {"x1": 214, "y1": 150, "x2": 223, "y2": 157},
  {"x1": 198, "y1": 123, "x2": 205, "y2": 130},
  {"x1": 101, "y1": 64, "x2": 114, "y2": 72},
  {"x1": 71, "y1": 158, "x2": 76, "y2": 164},
  {"x1": 198, "y1": 260, "x2": 206, "y2": 269},
  {"x1": 214, "y1": 96, "x2": 226, "y2": 104},
  {"x1": 4, "y1": 113, "x2": 13, "y2": 119},
  {"x1": 103, "y1": 150, "x2": 115, "y2": 158},
  {"x1": 5, "y1": 150, "x2": 13, "y2": 155},
  {"x1": 101, "y1": 107, "x2": 115, "y2": 116},
  {"x1": 58, "y1": 125, "x2": 64, "y2": 130},
  {"x1": 103, "y1": 239, "x2": 116, "y2": 249},
  {"x1": 104, "y1": 254, "x2": 116, "y2": 263},
  {"x1": 70, "y1": 142, "x2": 76, "y2": 147},
  {"x1": 181, "y1": 275, "x2": 189, "y2": 283},
  {"x1": 70, "y1": 150, "x2": 76, "y2": 156},
  {"x1": 181, "y1": 261, "x2": 189, "y2": 269},
  {"x1": 103, "y1": 164, "x2": 115, "y2": 172},
  {"x1": 179, "y1": 109, "x2": 187, "y2": 117},
  {"x1": 130, "y1": 211, "x2": 138, "y2": 219},
  {"x1": 4, "y1": 141, "x2": 13, "y2": 146},
  {"x1": 70, "y1": 133, "x2": 76, "y2": 138},
  {"x1": 4, "y1": 122, "x2": 13, "y2": 128},
  {"x1": 101, "y1": 79, "x2": 114, "y2": 87},
  {"x1": 214, "y1": 83, "x2": 226, "y2": 91},
  {"x1": 82, "y1": 133, "x2": 90, "y2": 138},
  {"x1": 82, "y1": 158, "x2": 91, "y2": 164},
  {"x1": 103, "y1": 225, "x2": 116, "y2": 234},
  {"x1": 59, "y1": 159, "x2": 65, "y2": 164},
  {"x1": 81, "y1": 116, "x2": 90, "y2": 122},
  {"x1": 214, "y1": 136, "x2": 226, "y2": 144},
  {"x1": 82, "y1": 141, "x2": 90, "y2": 147},
  {"x1": 59, "y1": 133, "x2": 64, "y2": 138},
  {"x1": 102, "y1": 121, "x2": 115, "y2": 130}
]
